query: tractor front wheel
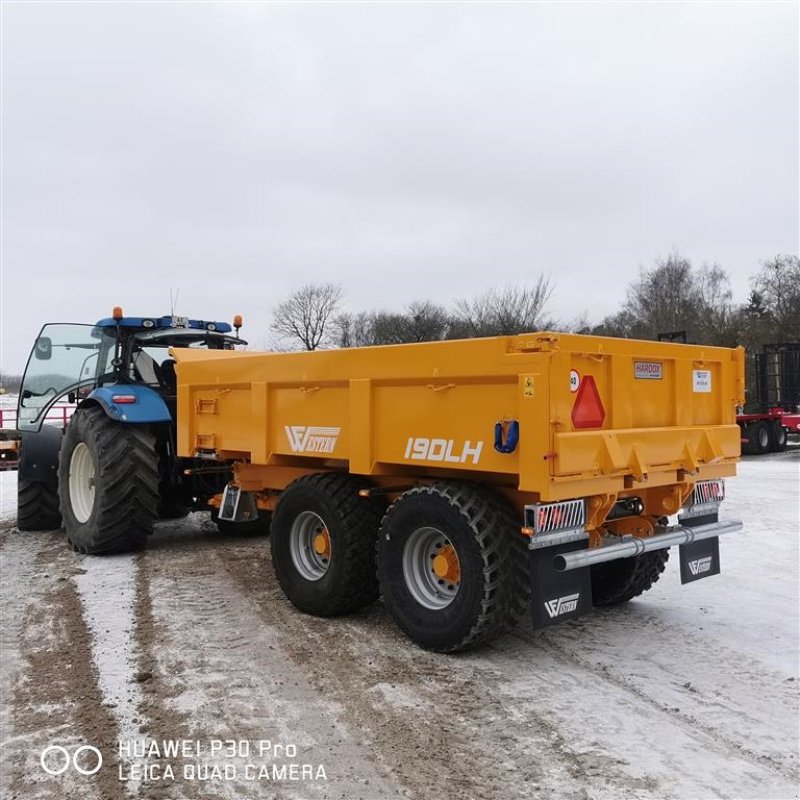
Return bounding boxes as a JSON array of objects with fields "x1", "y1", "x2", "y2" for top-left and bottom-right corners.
[
  {"x1": 17, "y1": 479, "x2": 61, "y2": 531},
  {"x1": 58, "y1": 407, "x2": 159, "y2": 554}
]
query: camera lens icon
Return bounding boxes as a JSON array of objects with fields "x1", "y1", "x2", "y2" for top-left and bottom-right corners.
[{"x1": 40, "y1": 745, "x2": 103, "y2": 776}]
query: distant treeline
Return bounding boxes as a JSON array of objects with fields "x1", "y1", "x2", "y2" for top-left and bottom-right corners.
[
  {"x1": 270, "y1": 253, "x2": 799, "y2": 411},
  {"x1": 0, "y1": 374, "x2": 22, "y2": 394}
]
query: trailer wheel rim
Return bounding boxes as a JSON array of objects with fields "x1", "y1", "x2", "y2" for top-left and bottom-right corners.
[
  {"x1": 758, "y1": 425, "x2": 769, "y2": 448},
  {"x1": 402, "y1": 527, "x2": 461, "y2": 610},
  {"x1": 289, "y1": 511, "x2": 331, "y2": 581},
  {"x1": 69, "y1": 442, "x2": 95, "y2": 523}
]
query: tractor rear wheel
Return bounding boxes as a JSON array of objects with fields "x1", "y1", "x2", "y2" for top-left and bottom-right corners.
[
  {"x1": 271, "y1": 473, "x2": 383, "y2": 616},
  {"x1": 58, "y1": 407, "x2": 159, "y2": 554},
  {"x1": 591, "y1": 550, "x2": 669, "y2": 606},
  {"x1": 376, "y1": 483, "x2": 528, "y2": 652}
]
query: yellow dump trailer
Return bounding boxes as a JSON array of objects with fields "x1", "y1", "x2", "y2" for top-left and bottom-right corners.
[{"x1": 174, "y1": 332, "x2": 745, "y2": 651}]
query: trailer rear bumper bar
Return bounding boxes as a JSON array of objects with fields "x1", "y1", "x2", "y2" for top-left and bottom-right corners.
[{"x1": 553, "y1": 518, "x2": 743, "y2": 573}]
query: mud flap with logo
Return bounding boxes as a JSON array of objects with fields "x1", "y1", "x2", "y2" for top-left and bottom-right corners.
[
  {"x1": 529, "y1": 537, "x2": 593, "y2": 629},
  {"x1": 678, "y1": 513, "x2": 721, "y2": 584}
]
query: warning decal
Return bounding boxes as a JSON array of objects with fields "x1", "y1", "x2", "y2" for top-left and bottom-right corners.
[{"x1": 523, "y1": 377, "x2": 535, "y2": 398}]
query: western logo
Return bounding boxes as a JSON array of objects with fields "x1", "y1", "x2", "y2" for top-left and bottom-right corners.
[
  {"x1": 544, "y1": 593, "x2": 580, "y2": 618},
  {"x1": 285, "y1": 426, "x2": 341, "y2": 454},
  {"x1": 688, "y1": 556, "x2": 713, "y2": 576}
]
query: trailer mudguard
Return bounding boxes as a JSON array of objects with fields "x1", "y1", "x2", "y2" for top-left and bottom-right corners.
[
  {"x1": 18, "y1": 424, "x2": 62, "y2": 489},
  {"x1": 81, "y1": 385, "x2": 172, "y2": 424}
]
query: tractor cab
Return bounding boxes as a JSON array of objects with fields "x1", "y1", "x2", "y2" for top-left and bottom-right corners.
[{"x1": 18, "y1": 310, "x2": 245, "y2": 432}]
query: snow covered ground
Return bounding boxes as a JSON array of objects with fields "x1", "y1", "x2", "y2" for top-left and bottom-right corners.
[{"x1": 0, "y1": 450, "x2": 798, "y2": 800}]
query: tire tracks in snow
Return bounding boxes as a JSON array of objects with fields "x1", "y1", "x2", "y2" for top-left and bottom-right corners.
[
  {"x1": 137, "y1": 519, "x2": 405, "y2": 799},
  {"x1": 1, "y1": 530, "x2": 125, "y2": 800},
  {"x1": 128, "y1": 548, "x2": 205, "y2": 800},
  {"x1": 216, "y1": 540, "x2": 664, "y2": 800},
  {"x1": 523, "y1": 619, "x2": 799, "y2": 786}
]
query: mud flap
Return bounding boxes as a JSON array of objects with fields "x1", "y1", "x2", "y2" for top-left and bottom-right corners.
[
  {"x1": 678, "y1": 512, "x2": 721, "y2": 584},
  {"x1": 530, "y1": 537, "x2": 593, "y2": 629}
]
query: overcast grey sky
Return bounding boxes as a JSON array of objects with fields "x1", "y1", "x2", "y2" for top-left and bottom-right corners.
[{"x1": 1, "y1": 1, "x2": 797, "y2": 373}]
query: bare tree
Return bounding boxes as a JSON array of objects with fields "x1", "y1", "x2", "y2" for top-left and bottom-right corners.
[
  {"x1": 595, "y1": 253, "x2": 739, "y2": 345},
  {"x1": 450, "y1": 277, "x2": 553, "y2": 338},
  {"x1": 333, "y1": 311, "x2": 392, "y2": 348},
  {"x1": 334, "y1": 302, "x2": 451, "y2": 348},
  {"x1": 750, "y1": 255, "x2": 800, "y2": 341},
  {"x1": 271, "y1": 284, "x2": 343, "y2": 351},
  {"x1": 403, "y1": 301, "x2": 451, "y2": 342}
]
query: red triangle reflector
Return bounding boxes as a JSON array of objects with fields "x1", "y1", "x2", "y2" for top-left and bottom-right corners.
[{"x1": 571, "y1": 375, "x2": 605, "y2": 429}]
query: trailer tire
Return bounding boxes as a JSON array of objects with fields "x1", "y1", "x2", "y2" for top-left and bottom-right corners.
[
  {"x1": 748, "y1": 421, "x2": 770, "y2": 455},
  {"x1": 271, "y1": 473, "x2": 383, "y2": 616},
  {"x1": 58, "y1": 407, "x2": 159, "y2": 554},
  {"x1": 377, "y1": 483, "x2": 528, "y2": 653},
  {"x1": 211, "y1": 508, "x2": 271, "y2": 536},
  {"x1": 770, "y1": 421, "x2": 788, "y2": 452},
  {"x1": 17, "y1": 479, "x2": 62, "y2": 531},
  {"x1": 591, "y1": 549, "x2": 669, "y2": 606}
]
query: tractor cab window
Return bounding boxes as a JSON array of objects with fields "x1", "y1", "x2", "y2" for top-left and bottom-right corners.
[
  {"x1": 18, "y1": 324, "x2": 115, "y2": 431},
  {"x1": 129, "y1": 347, "x2": 178, "y2": 395},
  {"x1": 132, "y1": 350, "x2": 162, "y2": 387}
]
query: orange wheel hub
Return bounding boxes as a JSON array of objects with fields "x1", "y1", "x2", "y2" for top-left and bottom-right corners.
[
  {"x1": 432, "y1": 544, "x2": 461, "y2": 583},
  {"x1": 313, "y1": 528, "x2": 331, "y2": 559}
]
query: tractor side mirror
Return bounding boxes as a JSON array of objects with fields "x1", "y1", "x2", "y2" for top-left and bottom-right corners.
[{"x1": 34, "y1": 336, "x2": 52, "y2": 361}]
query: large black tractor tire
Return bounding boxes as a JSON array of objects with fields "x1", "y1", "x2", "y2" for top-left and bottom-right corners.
[
  {"x1": 58, "y1": 407, "x2": 159, "y2": 554},
  {"x1": 16, "y1": 427, "x2": 62, "y2": 531},
  {"x1": 271, "y1": 473, "x2": 384, "y2": 616},
  {"x1": 770, "y1": 421, "x2": 788, "y2": 452},
  {"x1": 376, "y1": 483, "x2": 529, "y2": 653},
  {"x1": 17, "y1": 479, "x2": 61, "y2": 531},
  {"x1": 591, "y1": 549, "x2": 670, "y2": 607},
  {"x1": 210, "y1": 507, "x2": 271, "y2": 536}
]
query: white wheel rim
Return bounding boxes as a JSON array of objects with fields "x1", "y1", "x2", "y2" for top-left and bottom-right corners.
[
  {"x1": 402, "y1": 527, "x2": 461, "y2": 610},
  {"x1": 69, "y1": 442, "x2": 96, "y2": 523},
  {"x1": 289, "y1": 511, "x2": 331, "y2": 581}
]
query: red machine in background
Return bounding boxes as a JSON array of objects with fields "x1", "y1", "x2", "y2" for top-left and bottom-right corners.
[{"x1": 737, "y1": 343, "x2": 800, "y2": 454}]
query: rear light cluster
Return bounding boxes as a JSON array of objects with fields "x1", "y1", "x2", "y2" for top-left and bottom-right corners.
[
  {"x1": 681, "y1": 479, "x2": 725, "y2": 519},
  {"x1": 523, "y1": 498, "x2": 586, "y2": 536},
  {"x1": 692, "y1": 479, "x2": 725, "y2": 506}
]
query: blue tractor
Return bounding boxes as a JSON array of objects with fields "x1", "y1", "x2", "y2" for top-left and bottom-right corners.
[{"x1": 16, "y1": 309, "x2": 269, "y2": 552}]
